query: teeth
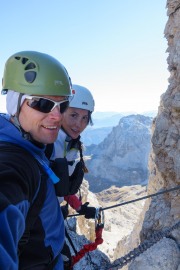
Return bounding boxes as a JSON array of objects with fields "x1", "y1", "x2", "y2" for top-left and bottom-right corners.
[{"x1": 43, "y1": 126, "x2": 57, "y2": 129}]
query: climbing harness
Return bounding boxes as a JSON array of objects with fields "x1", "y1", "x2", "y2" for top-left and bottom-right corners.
[
  {"x1": 71, "y1": 208, "x2": 104, "y2": 267},
  {"x1": 105, "y1": 220, "x2": 180, "y2": 269}
]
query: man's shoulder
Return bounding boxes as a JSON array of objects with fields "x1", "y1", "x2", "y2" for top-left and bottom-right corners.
[
  {"x1": 0, "y1": 142, "x2": 42, "y2": 205},
  {"x1": 0, "y1": 141, "x2": 41, "y2": 179}
]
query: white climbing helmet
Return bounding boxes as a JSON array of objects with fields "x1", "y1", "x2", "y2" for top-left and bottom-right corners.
[{"x1": 70, "y1": 84, "x2": 95, "y2": 112}]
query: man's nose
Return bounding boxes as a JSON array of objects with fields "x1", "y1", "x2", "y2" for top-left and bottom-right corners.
[{"x1": 49, "y1": 106, "x2": 62, "y2": 119}]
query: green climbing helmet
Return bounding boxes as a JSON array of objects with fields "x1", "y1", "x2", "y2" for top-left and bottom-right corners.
[{"x1": 2, "y1": 51, "x2": 72, "y2": 97}]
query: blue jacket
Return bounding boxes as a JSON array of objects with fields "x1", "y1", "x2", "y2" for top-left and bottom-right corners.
[{"x1": 0, "y1": 115, "x2": 65, "y2": 270}]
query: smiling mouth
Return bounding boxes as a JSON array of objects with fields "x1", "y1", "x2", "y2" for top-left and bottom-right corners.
[
  {"x1": 71, "y1": 129, "x2": 80, "y2": 134},
  {"x1": 42, "y1": 125, "x2": 58, "y2": 130}
]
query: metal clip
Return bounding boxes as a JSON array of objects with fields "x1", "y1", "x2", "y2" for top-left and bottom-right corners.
[{"x1": 95, "y1": 207, "x2": 104, "y2": 228}]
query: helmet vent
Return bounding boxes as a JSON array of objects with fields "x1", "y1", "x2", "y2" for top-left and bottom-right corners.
[
  {"x1": 24, "y1": 71, "x2": 37, "y2": 83},
  {"x1": 21, "y1": 57, "x2": 29, "y2": 64},
  {"x1": 25, "y1": 62, "x2": 36, "y2": 70}
]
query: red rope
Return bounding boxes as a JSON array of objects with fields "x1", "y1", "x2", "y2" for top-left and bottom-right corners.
[{"x1": 71, "y1": 226, "x2": 103, "y2": 266}]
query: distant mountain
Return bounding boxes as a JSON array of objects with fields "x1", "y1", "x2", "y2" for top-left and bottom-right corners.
[
  {"x1": 84, "y1": 114, "x2": 153, "y2": 192},
  {"x1": 81, "y1": 111, "x2": 156, "y2": 146},
  {"x1": 81, "y1": 126, "x2": 112, "y2": 146},
  {"x1": 81, "y1": 112, "x2": 124, "y2": 146}
]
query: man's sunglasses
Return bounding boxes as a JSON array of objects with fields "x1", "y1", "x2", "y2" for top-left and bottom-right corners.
[{"x1": 26, "y1": 96, "x2": 69, "y2": 114}]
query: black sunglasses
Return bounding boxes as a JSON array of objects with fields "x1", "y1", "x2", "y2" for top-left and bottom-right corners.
[{"x1": 26, "y1": 96, "x2": 69, "y2": 114}]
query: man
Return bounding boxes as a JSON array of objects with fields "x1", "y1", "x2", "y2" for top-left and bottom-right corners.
[{"x1": 0, "y1": 51, "x2": 72, "y2": 269}]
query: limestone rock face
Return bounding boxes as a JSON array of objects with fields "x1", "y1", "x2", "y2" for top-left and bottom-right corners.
[{"x1": 129, "y1": 238, "x2": 180, "y2": 270}]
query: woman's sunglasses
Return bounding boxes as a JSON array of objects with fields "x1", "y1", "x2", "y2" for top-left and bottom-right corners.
[{"x1": 26, "y1": 96, "x2": 69, "y2": 114}]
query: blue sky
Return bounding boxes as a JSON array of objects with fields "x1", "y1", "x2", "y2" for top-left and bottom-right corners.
[{"x1": 0, "y1": 0, "x2": 168, "y2": 113}]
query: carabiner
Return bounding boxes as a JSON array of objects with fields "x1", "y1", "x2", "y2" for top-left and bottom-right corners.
[{"x1": 95, "y1": 207, "x2": 104, "y2": 228}]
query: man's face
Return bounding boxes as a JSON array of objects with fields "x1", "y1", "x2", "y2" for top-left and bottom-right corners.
[{"x1": 19, "y1": 95, "x2": 66, "y2": 144}]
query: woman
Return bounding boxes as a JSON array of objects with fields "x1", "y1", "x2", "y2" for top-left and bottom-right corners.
[
  {"x1": 48, "y1": 84, "x2": 95, "y2": 213},
  {"x1": 46, "y1": 84, "x2": 96, "y2": 269}
]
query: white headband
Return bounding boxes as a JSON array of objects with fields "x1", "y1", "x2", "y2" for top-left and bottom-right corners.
[{"x1": 6, "y1": 90, "x2": 28, "y2": 116}]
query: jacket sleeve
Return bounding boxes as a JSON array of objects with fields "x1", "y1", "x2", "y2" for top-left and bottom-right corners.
[
  {"x1": 0, "y1": 204, "x2": 25, "y2": 268},
  {"x1": 64, "y1": 195, "x2": 82, "y2": 211},
  {"x1": 0, "y1": 151, "x2": 40, "y2": 269}
]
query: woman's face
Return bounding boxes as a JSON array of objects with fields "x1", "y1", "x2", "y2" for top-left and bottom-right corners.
[{"x1": 62, "y1": 107, "x2": 89, "y2": 139}]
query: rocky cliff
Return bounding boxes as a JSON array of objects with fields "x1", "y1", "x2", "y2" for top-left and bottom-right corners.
[{"x1": 85, "y1": 114, "x2": 152, "y2": 192}]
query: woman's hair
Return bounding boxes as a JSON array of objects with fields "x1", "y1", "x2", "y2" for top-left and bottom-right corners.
[{"x1": 88, "y1": 111, "x2": 93, "y2": 126}]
